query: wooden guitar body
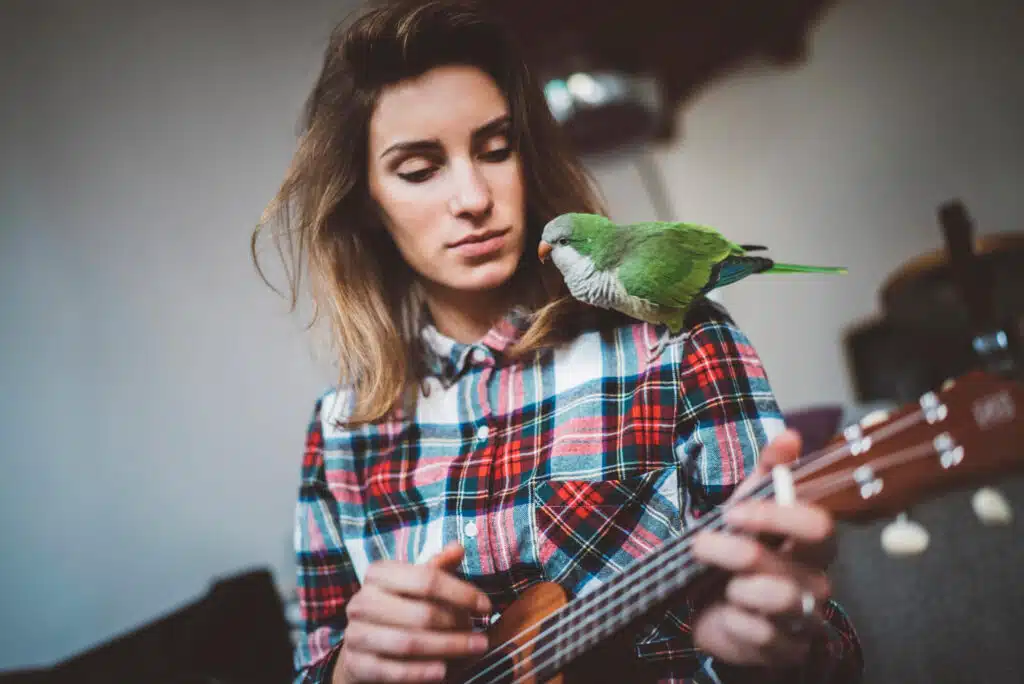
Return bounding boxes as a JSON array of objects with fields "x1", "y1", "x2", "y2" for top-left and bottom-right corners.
[
  {"x1": 481, "y1": 582, "x2": 568, "y2": 684},
  {"x1": 450, "y1": 581, "x2": 639, "y2": 684}
]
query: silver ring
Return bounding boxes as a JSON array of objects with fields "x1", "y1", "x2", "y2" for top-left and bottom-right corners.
[{"x1": 801, "y1": 591, "x2": 816, "y2": 618}]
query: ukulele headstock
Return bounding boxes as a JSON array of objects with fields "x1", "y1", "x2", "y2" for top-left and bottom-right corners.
[{"x1": 799, "y1": 371, "x2": 1024, "y2": 524}]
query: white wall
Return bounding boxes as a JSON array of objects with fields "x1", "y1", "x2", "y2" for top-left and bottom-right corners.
[
  {"x1": 1, "y1": 0, "x2": 1021, "y2": 670},
  {"x1": 0, "y1": 0, "x2": 354, "y2": 668}
]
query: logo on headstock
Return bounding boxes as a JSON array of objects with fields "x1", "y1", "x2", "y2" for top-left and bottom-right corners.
[{"x1": 972, "y1": 390, "x2": 1016, "y2": 430}]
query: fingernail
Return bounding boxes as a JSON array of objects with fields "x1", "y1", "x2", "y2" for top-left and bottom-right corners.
[
  {"x1": 477, "y1": 594, "x2": 492, "y2": 613},
  {"x1": 428, "y1": 662, "x2": 446, "y2": 679},
  {"x1": 472, "y1": 634, "x2": 489, "y2": 652}
]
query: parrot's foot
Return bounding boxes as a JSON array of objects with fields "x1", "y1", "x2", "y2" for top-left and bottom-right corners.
[{"x1": 647, "y1": 328, "x2": 689, "y2": 361}]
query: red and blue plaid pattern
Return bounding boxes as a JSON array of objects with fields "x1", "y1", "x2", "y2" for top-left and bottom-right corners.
[{"x1": 293, "y1": 300, "x2": 863, "y2": 683}]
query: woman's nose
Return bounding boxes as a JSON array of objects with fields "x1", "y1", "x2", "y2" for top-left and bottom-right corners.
[{"x1": 448, "y1": 162, "x2": 493, "y2": 218}]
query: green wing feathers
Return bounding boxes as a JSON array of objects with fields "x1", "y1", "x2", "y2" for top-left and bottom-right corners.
[
  {"x1": 616, "y1": 227, "x2": 720, "y2": 308},
  {"x1": 633, "y1": 221, "x2": 736, "y2": 258}
]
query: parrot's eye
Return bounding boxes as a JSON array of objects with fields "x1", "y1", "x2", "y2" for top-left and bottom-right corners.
[{"x1": 557, "y1": 238, "x2": 570, "y2": 246}]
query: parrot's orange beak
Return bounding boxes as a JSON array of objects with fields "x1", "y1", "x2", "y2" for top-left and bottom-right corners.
[{"x1": 538, "y1": 240, "x2": 552, "y2": 263}]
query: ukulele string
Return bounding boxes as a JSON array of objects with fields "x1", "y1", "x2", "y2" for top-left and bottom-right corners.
[
  {"x1": 778, "y1": 440, "x2": 943, "y2": 504},
  {"x1": 463, "y1": 407, "x2": 931, "y2": 684},
  {"x1": 503, "y1": 434, "x2": 943, "y2": 684}
]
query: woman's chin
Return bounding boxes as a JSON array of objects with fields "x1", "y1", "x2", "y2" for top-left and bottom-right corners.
[{"x1": 451, "y1": 255, "x2": 520, "y2": 292}]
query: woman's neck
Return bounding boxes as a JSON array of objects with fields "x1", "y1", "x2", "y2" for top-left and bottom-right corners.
[{"x1": 423, "y1": 282, "x2": 513, "y2": 344}]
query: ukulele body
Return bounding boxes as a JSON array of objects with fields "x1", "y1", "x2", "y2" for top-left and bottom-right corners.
[{"x1": 464, "y1": 581, "x2": 638, "y2": 684}]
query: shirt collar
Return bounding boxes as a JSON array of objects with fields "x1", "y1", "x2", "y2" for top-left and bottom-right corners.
[{"x1": 420, "y1": 306, "x2": 533, "y2": 383}]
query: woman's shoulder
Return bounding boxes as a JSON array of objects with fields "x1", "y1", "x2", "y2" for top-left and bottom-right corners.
[
  {"x1": 679, "y1": 296, "x2": 742, "y2": 337},
  {"x1": 593, "y1": 297, "x2": 757, "y2": 358},
  {"x1": 306, "y1": 384, "x2": 358, "y2": 435}
]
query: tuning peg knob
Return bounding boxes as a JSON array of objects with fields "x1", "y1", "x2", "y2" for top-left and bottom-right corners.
[
  {"x1": 971, "y1": 487, "x2": 1013, "y2": 525},
  {"x1": 858, "y1": 409, "x2": 891, "y2": 429},
  {"x1": 881, "y1": 512, "x2": 930, "y2": 557}
]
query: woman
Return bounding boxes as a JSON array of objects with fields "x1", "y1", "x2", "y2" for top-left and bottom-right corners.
[{"x1": 254, "y1": 1, "x2": 864, "y2": 682}]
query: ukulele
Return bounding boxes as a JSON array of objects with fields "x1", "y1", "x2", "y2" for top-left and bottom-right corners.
[{"x1": 445, "y1": 368, "x2": 1023, "y2": 684}]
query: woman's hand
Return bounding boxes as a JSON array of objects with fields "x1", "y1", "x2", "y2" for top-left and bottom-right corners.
[
  {"x1": 691, "y1": 429, "x2": 836, "y2": 668},
  {"x1": 334, "y1": 542, "x2": 492, "y2": 684}
]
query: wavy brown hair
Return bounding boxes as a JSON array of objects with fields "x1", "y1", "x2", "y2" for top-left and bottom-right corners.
[{"x1": 254, "y1": 0, "x2": 610, "y2": 425}]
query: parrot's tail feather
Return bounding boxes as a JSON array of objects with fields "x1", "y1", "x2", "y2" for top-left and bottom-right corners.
[
  {"x1": 705, "y1": 256, "x2": 774, "y2": 291},
  {"x1": 765, "y1": 262, "x2": 848, "y2": 275},
  {"x1": 738, "y1": 244, "x2": 768, "y2": 252}
]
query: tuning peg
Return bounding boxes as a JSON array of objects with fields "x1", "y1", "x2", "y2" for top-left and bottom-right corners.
[
  {"x1": 971, "y1": 487, "x2": 1013, "y2": 525},
  {"x1": 858, "y1": 409, "x2": 890, "y2": 429},
  {"x1": 881, "y1": 512, "x2": 930, "y2": 557}
]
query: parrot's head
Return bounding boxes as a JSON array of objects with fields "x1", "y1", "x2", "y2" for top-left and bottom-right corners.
[
  {"x1": 538, "y1": 212, "x2": 614, "y2": 270},
  {"x1": 538, "y1": 213, "x2": 621, "y2": 306}
]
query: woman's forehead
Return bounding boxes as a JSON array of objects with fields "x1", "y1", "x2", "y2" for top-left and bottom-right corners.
[{"x1": 369, "y1": 65, "x2": 509, "y2": 148}]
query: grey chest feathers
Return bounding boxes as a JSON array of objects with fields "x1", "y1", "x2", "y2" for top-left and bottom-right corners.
[{"x1": 558, "y1": 252, "x2": 659, "y2": 321}]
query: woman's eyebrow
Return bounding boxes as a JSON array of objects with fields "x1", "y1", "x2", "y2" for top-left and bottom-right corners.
[
  {"x1": 379, "y1": 114, "x2": 511, "y2": 160},
  {"x1": 379, "y1": 139, "x2": 441, "y2": 159},
  {"x1": 471, "y1": 114, "x2": 511, "y2": 142}
]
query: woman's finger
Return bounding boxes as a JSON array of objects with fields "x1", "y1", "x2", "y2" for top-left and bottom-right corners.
[
  {"x1": 364, "y1": 560, "x2": 492, "y2": 615},
  {"x1": 694, "y1": 603, "x2": 808, "y2": 667},
  {"x1": 725, "y1": 573, "x2": 830, "y2": 622},
  {"x1": 346, "y1": 583, "x2": 461, "y2": 630},
  {"x1": 341, "y1": 647, "x2": 447, "y2": 683},
  {"x1": 718, "y1": 604, "x2": 810, "y2": 666},
  {"x1": 728, "y1": 430, "x2": 803, "y2": 501},
  {"x1": 344, "y1": 620, "x2": 489, "y2": 659},
  {"x1": 424, "y1": 541, "x2": 466, "y2": 570},
  {"x1": 691, "y1": 532, "x2": 832, "y2": 600},
  {"x1": 724, "y1": 500, "x2": 833, "y2": 546}
]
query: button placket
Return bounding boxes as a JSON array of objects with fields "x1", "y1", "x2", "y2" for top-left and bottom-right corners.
[{"x1": 461, "y1": 365, "x2": 495, "y2": 567}]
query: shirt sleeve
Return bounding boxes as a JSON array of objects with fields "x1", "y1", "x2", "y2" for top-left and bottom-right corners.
[
  {"x1": 672, "y1": 300, "x2": 864, "y2": 683},
  {"x1": 293, "y1": 396, "x2": 361, "y2": 684}
]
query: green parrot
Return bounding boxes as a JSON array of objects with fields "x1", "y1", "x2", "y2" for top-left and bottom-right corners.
[{"x1": 538, "y1": 212, "x2": 847, "y2": 356}]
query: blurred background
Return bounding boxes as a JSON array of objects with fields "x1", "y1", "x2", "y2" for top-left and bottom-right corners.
[{"x1": 1, "y1": 0, "x2": 1022, "y2": 681}]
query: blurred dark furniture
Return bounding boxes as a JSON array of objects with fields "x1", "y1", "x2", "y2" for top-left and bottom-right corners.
[
  {"x1": 488, "y1": 0, "x2": 839, "y2": 154},
  {"x1": 784, "y1": 405, "x2": 846, "y2": 457},
  {"x1": 844, "y1": 230, "x2": 1024, "y2": 405},
  {"x1": 0, "y1": 568, "x2": 293, "y2": 684}
]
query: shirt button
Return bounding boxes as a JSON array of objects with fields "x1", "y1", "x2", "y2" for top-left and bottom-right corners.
[
  {"x1": 464, "y1": 522, "x2": 478, "y2": 538},
  {"x1": 476, "y1": 424, "x2": 489, "y2": 440},
  {"x1": 471, "y1": 348, "x2": 488, "y2": 363}
]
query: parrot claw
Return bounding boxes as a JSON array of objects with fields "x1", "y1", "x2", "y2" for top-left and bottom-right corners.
[{"x1": 647, "y1": 327, "x2": 689, "y2": 361}]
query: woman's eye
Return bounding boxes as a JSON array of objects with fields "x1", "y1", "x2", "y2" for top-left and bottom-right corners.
[
  {"x1": 397, "y1": 167, "x2": 436, "y2": 183},
  {"x1": 480, "y1": 146, "x2": 512, "y2": 163}
]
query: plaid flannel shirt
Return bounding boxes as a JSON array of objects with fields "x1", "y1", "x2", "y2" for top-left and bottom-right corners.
[{"x1": 293, "y1": 300, "x2": 863, "y2": 683}]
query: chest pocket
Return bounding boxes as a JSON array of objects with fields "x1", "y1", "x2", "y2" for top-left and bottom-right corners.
[{"x1": 531, "y1": 464, "x2": 683, "y2": 597}]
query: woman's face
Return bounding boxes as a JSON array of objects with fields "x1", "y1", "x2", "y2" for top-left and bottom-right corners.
[{"x1": 367, "y1": 64, "x2": 526, "y2": 297}]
